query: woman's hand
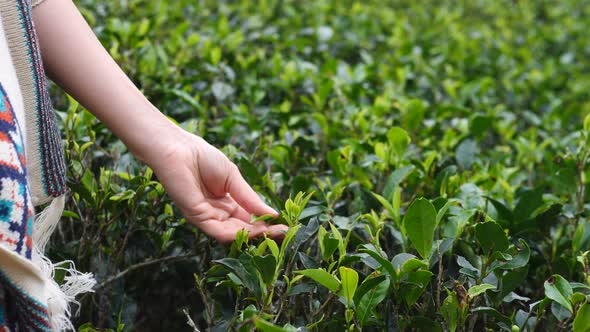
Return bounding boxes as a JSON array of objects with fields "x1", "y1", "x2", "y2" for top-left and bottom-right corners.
[
  {"x1": 146, "y1": 131, "x2": 288, "y2": 243},
  {"x1": 33, "y1": 0, "x2": 287, "y2": 243}
]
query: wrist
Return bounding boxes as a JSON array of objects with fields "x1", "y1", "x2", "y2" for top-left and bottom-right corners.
[{"x1": 122, "y1": 106, "x2": 190, "y2": 167}]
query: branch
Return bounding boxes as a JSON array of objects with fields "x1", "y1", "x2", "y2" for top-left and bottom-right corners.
[{"x1": 95, "y1": 254, "x2": 197, "y2": 289}]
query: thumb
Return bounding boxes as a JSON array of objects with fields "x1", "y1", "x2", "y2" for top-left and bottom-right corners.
[{"x1": 226, "y1": 164, "x2": 279, "y2": 218}]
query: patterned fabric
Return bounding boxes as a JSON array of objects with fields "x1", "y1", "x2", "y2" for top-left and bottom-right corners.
[
  {"x1": 0, "y1": 84, "x2": 51, "y2": 331},
  {"x1": 0, "y1": 271, "x2": 51, "y2": 332},
  {"x1": 2, "y1": 0, "x2": 67, "y2": 205},
  {"x1": 0, "y1": 1, "x2": 76, "y2": 330},
  {"x1": 0, "y1": 84, "x2": 33, "y2": 260}
]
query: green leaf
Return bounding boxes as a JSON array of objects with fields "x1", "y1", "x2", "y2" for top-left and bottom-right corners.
[
  {"x1": 254, "y1": 317, "x2": 288, "y2": 332},
  {"x1": 485, "y1": 197, "x2": 514, "y2": 227},
  {"x1": 401, "y1": 258, "x2": 428, "y2": 273},
  {"x1": 356, "y1": 277, "x2": 390, "y2": 325},
  {"x1": 441, "y1": 292, "x2": 460, "y2": 332},
  {"x1": 360, "y1": 246, "x2": 396, "y2": 279},
  {"x1": 574, "y1": 301, "x2": 590, "y2": 332},
  {"x1": 392, "y1": 253, "x2": 419, "y2": 270},
  {"x1": 387, "y1": 127, "x2": 411, "y2": 162},
  {"x1": 457, "y1": 255, "x2": 478, "y2": 278},
  {"x1": 402, "y1": 99, "x2": 427, "y2": 131},
  {"x1": 544, "y1": 275, "x2": 574, "y2": 313},
  {"x1": 241, "y1": 304, "x2": 258, "y2": 321},
  {"x1": 372, "y1": 192, "x2": 397, "y2": 221},
  {"x1": 475, "y1": 221, "x2": 509, "y2": 253},
  {"x1": 237, "y1": 157, "x2": 263, "y2": 185},
  {"x1": 468, "y1": 283, "x2": 495, "y2": 298},
  {"x1": 214, "y1": 257, "x2": 261, "y2": 299},
  {"x1": 404, "y1": 198, "x2": 437, "y2": 259},
  {"x1": 471, "y1": 307, "x2": 511, "y2": 325},
  {"x1": 400, "y1": 270, "x2": 433, "y2": 306},
  {"x1": 456, "y1": 139, "x2": 478, "y2": 169},
  {"x1": 470, "y1": 115, "x2": 493, "y2": 138},
  {"x1": 295, "y1": 217, "x2": 319, "y2": 249},
  {"x1": 230, "y1": 230, "x2": 249, "y2": 256},
  {"x1": 169, "y1": 89, "x2": 205, "y2": 117},
  {"x1": 496, "y1": 240, "x2": 530, "y2": 270},
  {"x1": 265, "y1": 237, "x2": 280, "y2": 259},
  {"x1": 584, "y1": 113, "x2": 590, "y2": 133},
  {"x1": 574, "y1": 223, "x2": 586, "y2": 253},
  {"x1": 345, "y1": 308, "x2": 354, "y2": 324},
  {"x1": 513, "y1": 187, "x2": 543, "y2": 223},
  {"x1": 383, "y1": 165, "x2": 415, "y2": 200},
  {"x1": 500, "y1": 267, "x2": 528, "y2": 299},
  {"x1": 552, "y1": 301, "x2": 572, "y2": 320},
  {"x1": 406, "y1": 317, "x2": 443, "y2": 332},
  {"x1": 295, "y1": 269, "x2": 340, "y2": 292},
  {"x1": 253, "y1": 255, "x2": 277, "y2": 285},
  {"x1": 109, "y1": 189, "x2": 135, "y2": 202},
  {"x1": 329, "y1": 223, "x2": 346, "y2": 261},
  {"x1": 339, "y1": 267, "x2": 359, "y2": 307},
  {"x1": 319, "y1": 225, "x2": 339, "y2": 261},
  {"x1": 552, "y1": 167, "x2": 578, "y2": 196},
  {"x1": 280, "y1": 224, "x2": 302, "y2": 258},
  {"x1": 436, "y1": 199, "x2": 456, "y2": 226},
  {"x1": 353, "y1": 275, "x2": 387, "y2": 304},
  {"x1": 572, "y1": 292, "x2": 587, "y2": 306}
]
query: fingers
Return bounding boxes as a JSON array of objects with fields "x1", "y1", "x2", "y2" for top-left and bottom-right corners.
[
  {"x1": 232, "y1": 206, "x2": 252, "y2": 221},
  {"x1": 266, "y1": 224, "x2": 289, "y2": 240},
  {"x1": 206, "y1": 195, "x2": 252, "y2": 221},
  {"x1": 194, "y1": 218, "x2": 287, "y2": 244},
  {"x1": 225, "y1": 164, "x2": 279, "y2": 218},
  {"x1": 183, "y1": 201, "x2": 233, "y2": 222},
  {"x1": 245, "y1": 221, "x2": 286, "y2": 239}
]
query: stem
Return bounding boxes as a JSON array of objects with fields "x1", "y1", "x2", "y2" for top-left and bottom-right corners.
[
  {"x1": 94, "y1": 254, "x2": 196, "y2": 289},
  {"x1": 436, "y1": 244, "x2": 443, "y2": 311},
  {"x1": 234, "y1": 318, "x2": 254, "y2": 331},
  {"x1": 531, "y1": 309, "x2": 544, "y2": 332},
  {"x1": 478, "y1": 255, "x2": 490, "y2": 284},
  {"x1": 467, "y1": 297, "x2": 480, "y2": 332},
  {"x1": 195, "y1": 276, "x2": 214, "y2": 329},
  {"x1": 313, "y1": 292, "x2": 336, "y2": 319},
  {"x1": 273, "y1": 292, "x2": 285, "y2": 324},
  {"x1": 577, "y1": 153, "x2": 587, "y2": 213}
]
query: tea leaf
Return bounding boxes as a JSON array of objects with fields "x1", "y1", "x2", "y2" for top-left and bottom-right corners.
[
  {"x1": 295, "y1": 269, "x2": 340, "y2": 292},
  {"x1": 339, "y1": 267, "x2": 359, "y2": 307},
  {"x1": 545, "y1": 275, "x2": 574, "y2": 313},
  {"x1": 574, "y1": 301, "x2": 590, "y2": 332},
  {"x1": 404, "y1": 198, "x2": 437, "y2": 259},
  {"x1": 355, "y1": 276, "x2": 389, "y2": 325},
  {"x1": 468, "y1": 284, "x2": 495, "y2": 298}
]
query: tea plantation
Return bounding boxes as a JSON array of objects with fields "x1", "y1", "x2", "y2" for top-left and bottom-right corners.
[{"x1": 54, "y1": 0, "x2": 590, "y2": 331}]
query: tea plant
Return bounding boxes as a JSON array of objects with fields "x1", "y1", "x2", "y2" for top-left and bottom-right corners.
[{"x1": 48, "y1": 0, "x2": 590, "y2": 330}]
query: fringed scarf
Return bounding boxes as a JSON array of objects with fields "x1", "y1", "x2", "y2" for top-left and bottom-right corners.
[{"x1": 0, "y1": 0, "x2": 95, "y2": 330}]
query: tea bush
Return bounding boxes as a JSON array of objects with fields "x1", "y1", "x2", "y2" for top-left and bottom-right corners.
[{"x1": 52, "y1": 0, "x2": 590, "y2": 331}]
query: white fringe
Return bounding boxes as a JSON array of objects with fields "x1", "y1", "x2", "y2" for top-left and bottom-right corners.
[{"x1": 33, "y1": 195, "x2": 97, "y2": 331}]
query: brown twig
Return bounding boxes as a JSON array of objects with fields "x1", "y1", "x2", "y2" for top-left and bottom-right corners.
[
  {"x1": 95, "y1": 254, "x2": 196, "y2": 289},
  {"x1": 436, "y1": 245, "x2": 443, "y2": 311},
  {"x1": 312, "y1": 292, "x2": 336, "y2": 319},
  {"x1": 195, "y1": 275, "x2": 214, "y2": 329}
]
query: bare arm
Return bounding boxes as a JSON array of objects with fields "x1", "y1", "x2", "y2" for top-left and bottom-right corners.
[
  {"x1": 33, "y1": 0, "x2": 176, "y2": 162},
  {"x1": 32, "y1": 0, "x2": 286, "y2": 242}
]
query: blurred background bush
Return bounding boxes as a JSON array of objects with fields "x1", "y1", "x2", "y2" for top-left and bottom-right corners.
[{"x1": 51, "y1": 0, "x2": 590, "y2": 330}]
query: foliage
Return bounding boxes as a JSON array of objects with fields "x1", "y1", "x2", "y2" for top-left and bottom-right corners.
[{"x1": 49, "y1": 0, "x2": 590, "y2": 330}]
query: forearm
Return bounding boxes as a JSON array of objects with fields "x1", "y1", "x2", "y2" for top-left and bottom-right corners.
[
  {"x1": 32, "y1": 0, "x2": 284, "y2": 242},
  {"x1": 32, "y1": 0, "x2": 180, "y2": 164}
]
